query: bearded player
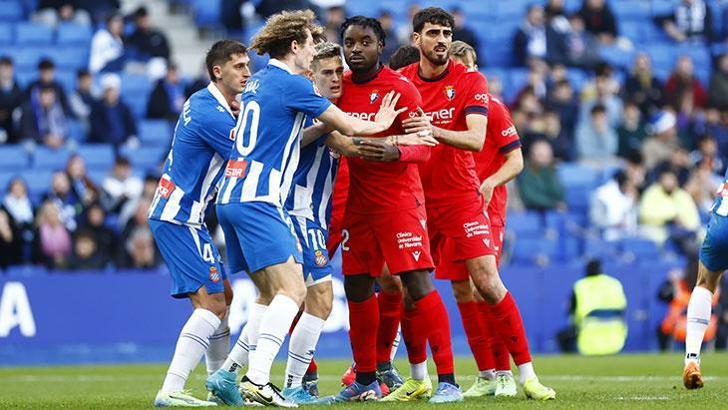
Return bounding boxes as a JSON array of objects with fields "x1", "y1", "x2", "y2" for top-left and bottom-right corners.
[
  {"x1": 398, "y1": 8, "x2": 555, "y2": 401},
  {"x1": 334, "y1": 16, "x2": 461, "y2": 403}
]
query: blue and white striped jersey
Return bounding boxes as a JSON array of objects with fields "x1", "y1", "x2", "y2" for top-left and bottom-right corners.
[
  {"x1": 148, "y1": 83, "x2": 236, "y2": 226},
  {"x1": 713, "y1": 168, "x2": 728, "y2": 217},
  {"x1": 285, "y1": 125, "x2": 338, "y2": 230},
  {"x1": 217, "y1": 59, "x2": 332, "y2": 206}
]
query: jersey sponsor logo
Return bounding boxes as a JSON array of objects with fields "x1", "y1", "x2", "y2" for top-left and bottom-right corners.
[
  {"x1": 423, "y1": 108, "x2": 455, "y2": 123},
  {"x1": 314, "y1": 249, "x2": 328, "y2": 267},
  {"x1": 209, "y1": 266, "x2": 221, "y2": 283},
  {"x1": 345, "y1": 111, "x2": 375, "y2": 121},
  {"x1": 501, "y1": 126, "x2": 517, "y2": 137},
  {"x1": 158, "y1": 177, "x2": 176, "y2": 199},
  {"x1": 474, "y1": 93, "x2": 489, "y2": 103},
  {"x1": 444, "y1": 85, "x2": 456, "y2": 101},
  {"x1": 397, "y1": 231, "x2": 423, "y2": 250},
  {"x1": 225, "y1": 159, "x2": 249, "y2": 178},
  {"x1": 369, "y1": 90, "x2": 380, "y2": 104},
  {"x1": 412, "y1": 250, "x2": 421, "y2": 261}
]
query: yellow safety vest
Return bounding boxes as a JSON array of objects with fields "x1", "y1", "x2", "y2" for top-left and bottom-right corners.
[{"x1": 574, "y1": 274, "x2": 628, "y2": 356}]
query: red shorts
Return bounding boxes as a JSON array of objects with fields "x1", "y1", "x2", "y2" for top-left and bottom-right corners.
[
  {"x1": 491, "y1": 224, "x2": 505, "y2": 267},
  {"x1": 341, "y1": 206, "x2": 434, "y2": 276},
  {"x1": 430, "y1": 201, "x2": 496, "y2": 282}
]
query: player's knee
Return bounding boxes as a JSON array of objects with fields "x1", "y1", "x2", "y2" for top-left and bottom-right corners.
[
  {"x1": 400, "y1": 270, "x2": 435, "y2": 301},
  {"x1": 202, "y1": 295, "x2": 228, "y2": 319},
  {"x1": 697, "y1": 264, "x2": 724, "y2": 293},
  {"x1": 285, "y1": 280, "x2": 308, "y2": 306},
  {"x1": 306, "y1": 284, "x2": 333, "y2": 319},
  {"x1": 379, "y1": 272, "x2": 403, "y2": 293},
  {"x1": 451, "y1": 280, "x2": 475, "y2": 303},
  {"x1": 344, "y1": 275, "x2": 375, "y2": 302}
]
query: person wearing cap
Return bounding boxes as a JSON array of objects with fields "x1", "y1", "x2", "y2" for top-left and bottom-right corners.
[
  {"x1": 126, "y1": 6, "x2": 170, "y2": 61},
  {"x1": 89, "y1": 73, "x2": 137, "y2": 148},
  {"x1": 89, "y1": 13, "x2": 125, "y2": 74},
  {"x1": 25, "y1": 58, "x2": 72, "y2": 116},
  {"x1": 0, "y1": 56, "x2": 23, "y2": 143},
  {"x1": 642, "y1": 110, "x2": 680, "y2": 170}
]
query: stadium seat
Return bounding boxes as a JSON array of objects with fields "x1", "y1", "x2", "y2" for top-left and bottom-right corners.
[
  {"x1": 193, "y1": 0, "x2": 222, "y2": 29},
  {"x1": 557, "y1": 164, "x2": 599, "y2": 189},
  {"x1": 13, "y1": 46, "x2": 56, "y2": 71},
  {"x1": 55, "y1": 69, "x2": 77, "y2": 94},
  {"x1": 76, "y1": 144, "x2": 115, "y2": 170},
  {"x1": 15, "y1": 22, "x2": 54, "y2": 45},
  {"x1": 619, "y1": 237, "x2": 661, "y2": 261},
  {"x1": 511, "y1": 236, "x2": 558, "y2": 266},
  {"x1": 121, "y1": 146, "x2": 166, "y2": 171},
  {"x1": 0, "y1": 145, "x2": 30, "y2": 170},
  {"x1": 0, "y1": 22, "x2": 12, "y2": 44},
  {"x1": 67, "y1": 119, "x2": 86, "y2": 142},
  {"x1": 5, "y1": 265, "x2": 49, "y2": 277},
  {"x1": 33, "y1": 147, "x2": 71, "y2": 170},
  {"x1": 0, "y1": 1, "x2": 22, "y2": 22},
  {"x1": 24, "y1": 169, "x2": 54, "y2": 198},
  {"x1": 599, "y1": 46, "x2": 635, "y2": 70},
  {"x1": 56, "y1": 23, "x2": 92, "y2": 46},
  {"x1": 507, "y1": 211, "x2": 542, "y2": 236},
  {"x1": 583, "y1": 238, "x2": 620, "y2": 260},
  {"x1": 138, "y1": 120, "x2": 172, "y2": 147},
  {"x1": 51, "y1": 47, "x2": 89, "y2": 70}
]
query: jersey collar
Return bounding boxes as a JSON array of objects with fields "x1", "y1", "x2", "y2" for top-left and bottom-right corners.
[
  {"x1": 206, "y1": 82, "x2": 235, "y2": 118},
  {"x1": 418, "y1": 60, "x2": 452, "y2": 83},
  {"x1": 269, "y1": 58, "x2": 294, "y2": 74}
]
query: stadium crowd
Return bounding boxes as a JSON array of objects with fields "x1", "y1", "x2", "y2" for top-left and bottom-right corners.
[{"x1": 0, "y1": 0, "x2": 727, "y2": 273}]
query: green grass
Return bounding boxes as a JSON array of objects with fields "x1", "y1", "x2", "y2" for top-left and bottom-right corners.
[{"x1": 1, "y1": 353, "x2": 727, "y2": 408}]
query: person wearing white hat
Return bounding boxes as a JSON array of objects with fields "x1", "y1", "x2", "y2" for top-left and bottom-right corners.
[
  {"x1": 642, "y1": 110, "x2": 679, "y2": 169},
  {"x1": 89, "y1": 73, "x2": 138, "y2": 148}
]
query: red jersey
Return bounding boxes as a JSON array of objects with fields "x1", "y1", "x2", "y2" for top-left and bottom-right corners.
[
  {"x1": 400, "y1": 60, "x2": 489, "y2": 209},
  {"x1": 337, "y1": 65, "x2": 428, "y2": 214},
  {"x1": 473, "y1": 95, "x2": 521, "y2": 227}
]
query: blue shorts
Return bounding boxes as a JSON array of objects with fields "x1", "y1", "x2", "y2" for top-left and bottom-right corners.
[
  {"x1": 149, "y1": 220, "x2": 227, "y2": 298},
  {"x1": 217, "y1": 202, "x2": 303, "y2": 274},
  {"x1": 700, "y1": 213, "x2": 728, "y2": 272},
  {"x1": 291, "y1": 215, "x2": 333, "y2": 287}
]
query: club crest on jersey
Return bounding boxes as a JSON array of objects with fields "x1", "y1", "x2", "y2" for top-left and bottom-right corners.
[
  {"x1": 314, "y1": 250, "x2": 328, "y2": 267},
  {"x1": 444, "y1": 86, "x2": 456, "y2": 101},
  {"x1": 209, "y1": 266, "x2": 220, "y2": 283},
  {"x1": 370, "y1": 90, "x2": 380, "y2": 104}
]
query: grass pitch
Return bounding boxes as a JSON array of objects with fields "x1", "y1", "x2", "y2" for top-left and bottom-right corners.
[{"x1": 1, "y1": 353, "x2": 727, "y2": 409}]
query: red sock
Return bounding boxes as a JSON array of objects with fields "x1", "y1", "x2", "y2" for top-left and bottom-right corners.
[
  {"x1": 477, "y1": 301, "x2": 510, "y2": 371},
  {"x1": 418, "y1": 291, "x2": 454, "y2": 375},
  {"x1": 490, "y1": 292, "x2": 532, "y2": 366},
  {"x1": 376, "y1": 290, "x2": 402, "y2": 364},
  {"x1": 400, "y1": 303, "x2": 427, "y2": 365},
  {"x1": 457, "y1": 301, "x2": 494, "y2": 371},
  {"x1": 306, "y1": 358, "x2": 318, "y2": 374},
  {"x1": 348, "y1": 296, "x2": 379, "y2": 373}
]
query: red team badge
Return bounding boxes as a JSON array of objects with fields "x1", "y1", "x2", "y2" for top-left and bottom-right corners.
[
  {"x1": 444, "y1": 85, "x2": 455, "y2": 101},
  {"x1": 314, "y1": 250, "x2": 328, "y2": 267},
  {"x1": 209, "y1": 266, "x2": 220, "y2": 283},
  {"x1": 369, "y1": 90, "x2": 380, "y2": 104},
  {"x1": 157, "y1": 177, "x2": 176, "y2": 199}
]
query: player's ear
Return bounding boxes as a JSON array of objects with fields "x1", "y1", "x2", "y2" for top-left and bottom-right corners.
[
  {"x1": 212, "y1": 65, "x2": 223, "y2": 82},
  {"x1": 412, "y1": 32, "x2": 421, "y2": 47},
  {"x1": 290, "y1": 39, "x2": 299, "y2": 55}
]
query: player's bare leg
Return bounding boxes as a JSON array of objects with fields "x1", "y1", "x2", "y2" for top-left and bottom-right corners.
[
  {"x1": 467, "y1": 255, "x2": 555, "y2": 400},
  {"x1": 684, "y1": 261, "x2": 724, "y2": 389}
]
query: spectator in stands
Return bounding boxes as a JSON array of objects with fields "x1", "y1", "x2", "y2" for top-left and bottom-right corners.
[
  {"x1": 639, "y1": 168, "x2": 700, "y2": 246},
  {"x1": 696, "y1": 107, "x2": 728, "y2": 157},
  {"x1": 67, "y1": 228, "x2": 107, "y2": 270},
  {"x1": 576, "y1": 104, "x2": 618, "y2": 166},
  {"x1": 323, "y1": 5, "x2": 346, "y2": 43},
  {"x1": 656, "y1": 0, "x2": 712, "y2": 43},
  {"x1": 126, "y1": 7, "x2": 171, "y2": 62},
  {"x1": 89, "y1": 74, "x2": 137, "y2": 147},
  {"x1": 590, "y1": 170, "x2": 639, "y2": 241},
  {"x1": 625, "y1": 53, "x2": 663, "y2": 115},
  {"x1": 220, "y1": 0, "x2": 246, "y2": 32},
  {"x1": 514, "y1": 4, "x2": 563, "y2": 67},
  {"x1": 643, "y1": 111, "x2": 679, "y2": 170},
  {"x1": 45, "y1": 170, "x2": 81, "y2": 232},
  {"x1": 33, "y1": 1, "x2": 91, "y2": 28},
  {"x1": 255, "y1": 0, "x2": 313, "y2": 19},
  {"x1": 378, "y1": 10, "x2": 400, "y2": 63},
  {"x1": 3, "y1": 178, "x2": 35, "y2": 262},
  {"x1": 397, "y1": 3, "x2": 421, "y2": 45},
  {"x1": 89, "y1": 13, "x2": 125, "y2": 74},
  {"x1": 625, "y1": 150, "x2": 647, "y2": 192},
  {"x1": 685, "y1": 135, "x2": 724, "y2": 213},
  {"x1": 68, "y1": 69, "x2": 96, "y2": 135},
  {"x1": 580, "y1": 64, "x2": 622, "y2": 128},
  {"x1": 184, "y1": 64, "x2": 210, "y2": 99},
  {"x1": 689, "y1": 133, "x2": 724, "y2": 175},
  {"x1": 101, "y1": 156, "x2": 143, "y2": 214},
  {"x1": 617, "y1": 101, "x2": 648, "y2": 158},
  {"x1": 19, "y1": 85, "x2": 69, "y2": 149},
  {"x1": 451, "y1": 7, "x2": 479, "y2": 59},
  {"x1": 562, "y1": 13, "x2": 601, "y2": 69},
  {"x1": 542, "y1": 109, "x2": 573, "y2": 162},
  {"x1": 650, "y1": 146, "x2": 692, "y2": 188},
  {"x1": 546, "y1": 79, "x2": 579, "y2": 142},
  {"x1": 709, "y1": 54, "x2": 728, "y2": 111},
  {"x1": 77, "y1": 0, "x2": 120, "y2": 24},
  {"x1": 578, "y1": 0, "x2": 618, "y2": 43},
  {"x1": 121, "y1": 225, "x2": 160, "y2": 269},
  {"x1": 664, "y1": 56, "x2": 708, "y2": 111},
  {"x1": 146, "y1": 63, "x2": 185, "y2": 122},
  {"x1": 35, "y1": 200, "x2": 72, "y2": 268},
  {"x1": 119, "y1": 172, "x2": 157, "y2": 228},
  {"x1": 65, "y1": 154, "x2": 98, "y2": 207},
  {"x1": 25, "y1": 58, "x2": 71, "y2": 116},
  {"x1": 517, "y1": 139, "x2": 566, "y2": 211},
  {"x1": 79, "y1": 201, "x2": 116, "y2": 264},
  {"x1": 0, "y1": 205, "x2": 21, "y2": 268},
  {"x1": 0, "y1": 57, "x2": 23, "y2": 144}
]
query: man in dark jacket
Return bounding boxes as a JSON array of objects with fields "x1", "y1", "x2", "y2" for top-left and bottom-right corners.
[
  {"x1": 89, "y1": 73, "x2": 137, "y2": 147},
  {"x1": 146, "y1": 63, "x2": 185, "y2": 121},
  {"x1": 126, "y1": 6, "x2": 171, "y2": 61},
  {"x1": 0, "y1": 56, "x2": 23, "y2": 143}
]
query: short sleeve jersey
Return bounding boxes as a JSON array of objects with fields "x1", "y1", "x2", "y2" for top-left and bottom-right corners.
[
  {"x1": 217, "y1": 60, "x2": 331, "y2": 207},
  {"x1": 336, "y1": 65, "x2": 426, "y2": 214},
  {"x1": 473, "y1": 95, "x2": 521, "y2": 227},
  {"x1": 399, "y1": 60, "x2": 489, "y2": 209},
  {"x1": 712, "y1": 168, "x2": 728, "y2": 217},
  {"x1": 148, "y1": 83, "x2": 237, "y2": 227}
]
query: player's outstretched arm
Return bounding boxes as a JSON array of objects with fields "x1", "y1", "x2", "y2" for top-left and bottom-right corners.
[
  {"x1": 317, "y1": 91, "x2": 406, "y2": 136},
  {"x1": 301, "y1": 121, "x2": 332, "y2": 148},
  {"x1": 403, "y1": 108, "x2": 487, "y2": 151},
  {"x1": 480, "y1": 148, "x2": 524, "y2": 206},
  {"x1": 325, "y1": 131, "x2": 438, "y2": 158}
]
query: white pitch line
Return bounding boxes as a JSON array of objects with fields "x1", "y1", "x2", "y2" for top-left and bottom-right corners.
[{"x1": 615, "y1": 396, "x2": 670, "y2": 401}]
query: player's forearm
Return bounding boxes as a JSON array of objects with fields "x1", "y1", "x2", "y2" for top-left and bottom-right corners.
[
  {"x1": 398, "y1": 145, "x2": 430, "y2": 163},
  {"x1": 302, "y1": 122, "x2": 331, "y2": 148},
  {"x1": 483, "y1": 149, "x2": 524, "y2": 188},
  {"x1": 432, "y1": 126, "x2": 483, "y2": 151}
]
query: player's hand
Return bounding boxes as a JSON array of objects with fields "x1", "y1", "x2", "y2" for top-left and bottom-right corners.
[
  {"x1": 402, "y1": 107, "x2": 435, "y2": 136},
  {"x1": 374, "y1": 91, "x2": 407, "y2": 129},
  {"x1": 355, "y1": 139, "x2": 400, "y2": 162},
  {"x1": 397, "y1": 131, "x2": 439, "y2": 146},
  {"x1": 480, "y1": 179, "x2": 495, "y2": 207},
  {"x1": 231, "y1": 100, "x2": 241, "y2": 117}
]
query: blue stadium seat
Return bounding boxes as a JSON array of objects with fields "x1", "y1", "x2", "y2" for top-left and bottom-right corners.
[
  {"x1": 138, "y1": 120, "x2": 172, "y2": 146},
  {"x1": 5, "y1": 265, "x2": 49, "y2": 277},
  {"x1": 13, "y1": 46, "x2": 56, "y2": 71},
  {"x1": 0, "y1": 145, "x2": 30, "y2": 170},
  {"x1": 566, "y1": 68, "x2": 588, "y2": 91},
  {"x1": 24, "y1": 169, "x2": 54, "y2": 198},
  {"x1": 0, "y1": 1, "x2": 22, "y2": 22},
  {"x1": 193, "y1": 0, "x2": 222, "y2": 29},
  {"x1": 88, "y1": 169, "x2": 107, "y2": 185},
  {"x1": 507, "y1": 211, "x2": 542, "y2": 236},
  {"x1": 511, "y1": 236, "x2": 558, "y2": 266},
  {"x1": 599, "y1": 46, "x2": 635, "y2": 70},
  {"x1": 583, "y1": 238, "x2": 619, "y2": 260},
  {"x1": 56, "y1": 23, "x2": 92, "y2": 45},
  {"x1": 557, "y1": 164, "x2": 599, "y2": 189},
  {"x1": 15, "y1": 22, "x2": 54, "y2": 45},
  {"x1": 0, "y1": 22, "x2": 12, "y2": 44},
  {"x1": 612, "y1": 0, "x2": 650, "y2": 20},
  {"x1": 67, "y1": 119, "x2": 86, "y2": 141},
  {"x1": 619, "y1": 237, "x2": 660, "y2": 261},
  {"x1": 33, "y1": 147, "x2": 71, "y2": 170},
  {"x1": 51, "y1": 47, "x2": 89, "y2": 70},
  {"x1": 121, "y1": 146, "x2": 166, "y2": 171},
  {"x1": 76, "y1": 144, "x2": 115, "y2": 170},
  {"x1": 55, "y1": 69, "x2": 76, "y2": 94},
  {"x1": 0, "y1": 171, "x2": 15, "y2": 191}
]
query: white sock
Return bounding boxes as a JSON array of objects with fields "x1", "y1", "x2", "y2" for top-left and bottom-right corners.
[
  {"x1": 206, "y1": 312, "x2": 230, "y2": 375},
  {"x1": 517, "y1": 362, "x2": 536, "y2": 385},
  {"x1": 223, "y1": 303, "x2": 267, "y2": 373},
  {"x1": 246, "y1": 295, "x2": 300, "y2": 385},
  {"x1": 390, "y1": 329, "x2": 401, "y2": 361},
  {"x1": 410, "y1": 360, "x2": 428, "y2": 381},
  {"x1": 285, "y1": 312, "x2": 325, "y2": 389},
  {"x1": 161, "y1": 309, "x2": 221, "y2": 393},
  {"x1": 479, "y1": 369, "x2": 496, "y2": 380},
  {"x1": 496, "y1": 370, "x2": 513, "y2": 377},
  {"x1": 686, "y1": 286, "x2": 713, "y2": 365}
]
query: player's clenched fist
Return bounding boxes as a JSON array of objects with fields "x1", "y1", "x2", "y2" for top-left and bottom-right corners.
[{"x1": 353, "y1": 138, "x2": 400, "y2": 162}]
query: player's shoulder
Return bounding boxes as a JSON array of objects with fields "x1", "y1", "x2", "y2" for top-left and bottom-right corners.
[
  {"x1": 488, "y1": 94, "x2": 508, "y2": 112},
  {"x1": 398, "y1": 62, "x2": 419, "y2": 79},
  {"x1": 381, "y1": 66, "x2": 418, "y2": 93},
  {"x1": 454, "y1": 63, "x2": 487, "y2": 83}
]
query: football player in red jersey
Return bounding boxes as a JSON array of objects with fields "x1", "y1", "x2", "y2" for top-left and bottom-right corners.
[
  {"x1": 399, "y1": 8, "x2": 555, "y2": 401},
  {"x1": 333, "y1": 16, "x2": 460, "y2": 404}
]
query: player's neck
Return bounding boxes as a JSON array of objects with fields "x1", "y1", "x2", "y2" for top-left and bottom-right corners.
[
  {"x1": 212, "y1": 82, "x2": 237, "y2": 109},
  {"x1": 351, "y1": 62, "x2": 383, "y2": 84},
  {"x1": 418, "y1": 58, "x2": 450, "y2": 81},
  {"x1": 276, "y1": 55, "x2": 303, "y2": 75}
]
